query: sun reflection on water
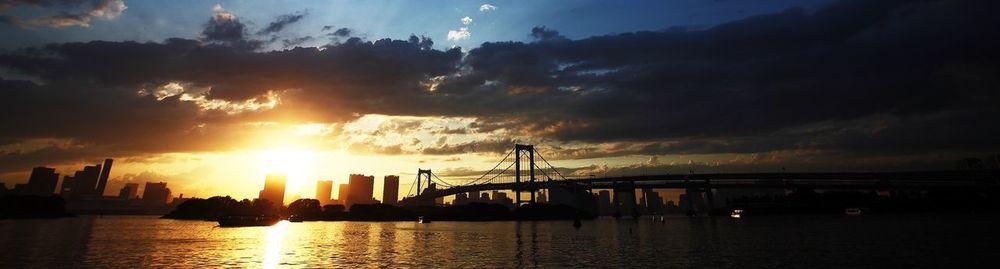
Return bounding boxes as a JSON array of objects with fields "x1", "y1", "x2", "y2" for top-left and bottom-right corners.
[{"x1": 263, "y1": 220, "x2": 289, "y2": 269}]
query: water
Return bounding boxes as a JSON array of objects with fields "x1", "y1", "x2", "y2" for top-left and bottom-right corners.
[{"x1": 1, "y1": 214, "x2": 998, "y2": 268}]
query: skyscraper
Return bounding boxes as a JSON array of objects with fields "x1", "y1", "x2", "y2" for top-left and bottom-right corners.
[
  {"x1": 67, "y1": 165, "x2": 101, "y2": 198},
  {"x1": 119, "y1": 183, "x2": 139, "y2": 199},
  {"x1": 338, "y1": 184, "x2": 350, "y2": 204},
  {"x1": 258, "y1": 174, "x2": 287, "y2": 207},
  {"x1": 95, "y1": 159, "x2": 113, "y2": 196},
  {"x1": 316, "y1": 180, "x2": 333, "y2": 205},
  {"x1": 597, "y1": 190, "x2": 612, "y2": 216},
  {"x1": 142, "y1": 182, "x2": 171, "y2": 206},
  {"x1": 346, "y1": 174, "x2": 374, "y2": 209},
  {"x1": 383, "y1": 175, "x2": 399, "y2": 205},
  {"x1": 25, "y1": 167, "x2": 59, "y2": 196}
]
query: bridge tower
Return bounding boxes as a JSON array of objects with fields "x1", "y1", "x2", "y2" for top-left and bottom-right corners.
[
  {"x1": 514, "y1": 144, "x2": 537, "y2": 205},
  {"x1": 416, "y1": 169, "x2": 432, "y2": 195}
]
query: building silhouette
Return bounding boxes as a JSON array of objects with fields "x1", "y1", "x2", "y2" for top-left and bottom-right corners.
[
  {"x1": 258, "y1": 174, "x2": 287, "y2": 207},
  {"x1": 15, "y1": 167, "x2": 59, "y2": 196},
  {"x1": 641, "y1": 188, "x2": 664, "y2": 214},
  {"x1": 119, "y1": 183, "x2": 139, "y2": 199},
  {"x1": 338, "y1": 184, "x2": 349, "y2": 204},
  {"x1": 383, "y1": 175, "x2": 399, "y2": 205},
  {"x1": 95, "y1": 159, "x2": 113, "y2": 196},
  {"x1": 64, "y1": 165, "x2": 100, "y2": 198},
  {"x1": 597, "y1": 190, "x2": 612, "y2": 215},
  {"x1": 346, "y1": 174, "x2": 375, "y2": 208},
  {"x1": 316, "y1": 180, "x2": 333, "y2": 205},
  {"x1": 453, "y1": 192, "x2": 469, "y2": 205},
  {"x1": 58, "y1": 159, "x2": 115, "y2": 199},
  {"x1": 142, "y1": 182, "x2": 172, "y2": 206}
]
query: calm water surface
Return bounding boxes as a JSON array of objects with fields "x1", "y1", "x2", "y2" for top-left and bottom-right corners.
[{"x1": 1, "y1": 214, "x2": 998, "y2": 268}]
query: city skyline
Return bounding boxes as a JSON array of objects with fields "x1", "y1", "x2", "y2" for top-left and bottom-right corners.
[{"x1": 1, "y1": 0, "x2": 999, "y2": 208}]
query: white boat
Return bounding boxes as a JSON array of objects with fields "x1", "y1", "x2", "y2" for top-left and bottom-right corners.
[
  {"x1": 730, "y1": 209, "x2": 743, "y2": 219},
  {"x1": 418, "y1": 216, "x2": 432, "y2": 223},
  {"x1": 845, "y1": 208, "x2": 863, "y2": 216}
]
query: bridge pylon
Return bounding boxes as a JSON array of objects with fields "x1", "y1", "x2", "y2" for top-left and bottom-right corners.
[
  {"x1": 417, "y1": 169, "x2": 432, "y2": 195},
  {"x1": 514, "y1": 144, "x2": 537, "y2": 206}
]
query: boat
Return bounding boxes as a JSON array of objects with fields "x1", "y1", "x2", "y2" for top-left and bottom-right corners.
[
  {"x1": 218, "y1": 215, "x2": 281, "y2": 227},
  {"x1": 288, "y1": 215, "x2": 304, "y2": 222},
  {"x1": 845, "y1": 208, "x2": 863, "y2": 216},
  {"x1": 730, "y1": 209, "x2": 743, "y2": 219},
  {"x1": 573, "y1": 217, "x2": 582, "y2": 229},
  {"x1": 418, "y1": 216, "x2": 432, "y2": 223},
  {"x1": 658, "y1": 216, "x2": 665, "y2": 223}
]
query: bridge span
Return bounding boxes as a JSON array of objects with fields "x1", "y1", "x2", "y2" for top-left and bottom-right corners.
[{"x1": 401, "y1": 144, "x2": 1000, "y2": 211}]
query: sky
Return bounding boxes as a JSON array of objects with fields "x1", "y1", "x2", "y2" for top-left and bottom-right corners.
[{"x1": 1, "y1": 0, "x2": 998, "y2": 203}]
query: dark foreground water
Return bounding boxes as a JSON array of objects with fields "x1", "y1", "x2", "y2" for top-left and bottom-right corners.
[{"x1": 1, "y1": 214, "x2": 998, "y2": 268}]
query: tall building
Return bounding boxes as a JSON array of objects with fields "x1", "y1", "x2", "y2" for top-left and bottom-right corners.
[
  {"x1": 258, "y1": 174, "x2": 287, "y2": 207},
  {"x1": 469, "y1": 191, "x2": 481, "y2": 202},
  {"x1": 25, "y1": 167, "x2": 59, "y2": 196},
  {"x1": 95, "y1": 159, "x2": 113, "y2": 196},
  {"x1": 142, "y1": 182, "x2": 171, "y2": 206},
  {"x1": 346, "y1": 174, "x2": 374, "y2": 209},
  {"x1": 119, "y1": 183, "x2": 139, "y2": 199},
  {"x1": 597, "y1": 190, "x2": 612, "y2": 215},
  {"x1": 641, "y1": 188, "x2": 664, "y2": 214},
  {"x1": 338, "y1": 184, "x2": 350, "y2": 203},
  {"x1": 59, "y1": 175, "x2": 74, "y2": 196},
  {"x1": 316, "y1": 180, "x2": 333, "y2": 205},
  {"x1": 382, "y1": 175, "x2": 399, "y2": 205},
  {"x1": 67, "y1": 165, "x2": 101, "y2": 198}
]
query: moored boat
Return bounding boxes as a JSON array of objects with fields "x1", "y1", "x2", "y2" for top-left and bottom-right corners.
[
  {"x1": 845, "y1": 208, "x2": 863, "y2": 216},
  {"x1": 730, "y1": 209, "x2": 743, "y2": 219}
]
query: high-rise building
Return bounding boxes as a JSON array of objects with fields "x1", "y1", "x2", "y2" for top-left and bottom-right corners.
[
  {"x1": 95, "y1": 159, "x2": 113, "y2": 196},
  {"x1": 316, "y1": 180, "x2": 333, "y2": 205},
  {"x1": 66, "y1": 165, "x2": 101, "y2": 198},
  {"x1": 25, "y1": 167, "x2": 59, "y2": 196},
  {"x1": 383, "y1": 175, "x2": 399, "y2": 205},
  {"x1": 142, "y1": 182, "x2": 171, "y2": 206},
  {"x1": 338, "y1": 184, "x2": 350, "y2": 203},
  {"x1": 119, "y1": 183, "x2": 139, "y2": 199},
  {"x1": 59, "y1": 175, "x2": 75, "y2": 196},
  {"x1": 641, "y1": 188, "x2": 664, "y2": 214},
  {"x1": 469, "y1": 191, "x2": 481, "y2": 202},
  {"x1": 597, "y1": 190, "x2": 613, "y2": 215},
  {"x1": 346, "y1": 174, "x2": 374, "y2": 209},
  {"x1": 258, "y1": 174, "x2": 287, "y2": 207}
]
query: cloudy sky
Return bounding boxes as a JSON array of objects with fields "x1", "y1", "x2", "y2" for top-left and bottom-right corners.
[{"x1": 1, "y1": 0, "x2": 997, "y2": 202}]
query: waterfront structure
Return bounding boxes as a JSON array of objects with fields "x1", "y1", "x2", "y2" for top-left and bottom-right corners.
[
  {"x1": 346, "y1": 174, "x2": 375, "y2": 208},
  {"x1": 338, "y1": 184, "x2": 349, "y2": 204},
  {"x1": 142, "y1": 182, "x2": 172, "y2": 206},
  {"x1": 119, "y1": 183, "x2": 139, "y2": 199},
  {"x1": 383, "y1": 175, "x2": 399, "y2": 205},
  {"x1": 95, "y1": 159, "x2": 113, "y2": 196},
  {"x1": 316, "y1": 180, "x2": 333, "y2": 205},
  {"x1": 56, "y1": 159, "x2": 115, "y2": 199},
  {"x1": 258, "y1": 174, "x2": 287, "y2": 206},
  {"x1": 22, "y1": 167, "x2": 59, "y2": 196}
]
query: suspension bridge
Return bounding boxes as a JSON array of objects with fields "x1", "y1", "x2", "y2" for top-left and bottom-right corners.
[{"x1": 400, "y1": 144, "x2": 1000, "y2": 211}]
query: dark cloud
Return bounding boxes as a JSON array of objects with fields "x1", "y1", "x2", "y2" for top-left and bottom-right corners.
[
  {"x1": 420, "y1": 138, "x2": 517, "y2": 155},
  {"x1": 257, "y1": 10, "x2": 307, "y2": 35},
  {"x1": 281, "y1": 36, "x2": 313, "y2": 48},
  {"x1": 0, "y1": 0, "x2": 125, "y2": 28},
  {"x1": 1, "y1": 0, "x2": 999, "y2": 172},
  {"x1": 201, "y1": 4, "x2": 260, "y2": 49}
]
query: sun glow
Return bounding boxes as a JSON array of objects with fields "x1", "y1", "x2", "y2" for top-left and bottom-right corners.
[{"x1": 256, "y1": 147, "x2": 317, "y2": 202}]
